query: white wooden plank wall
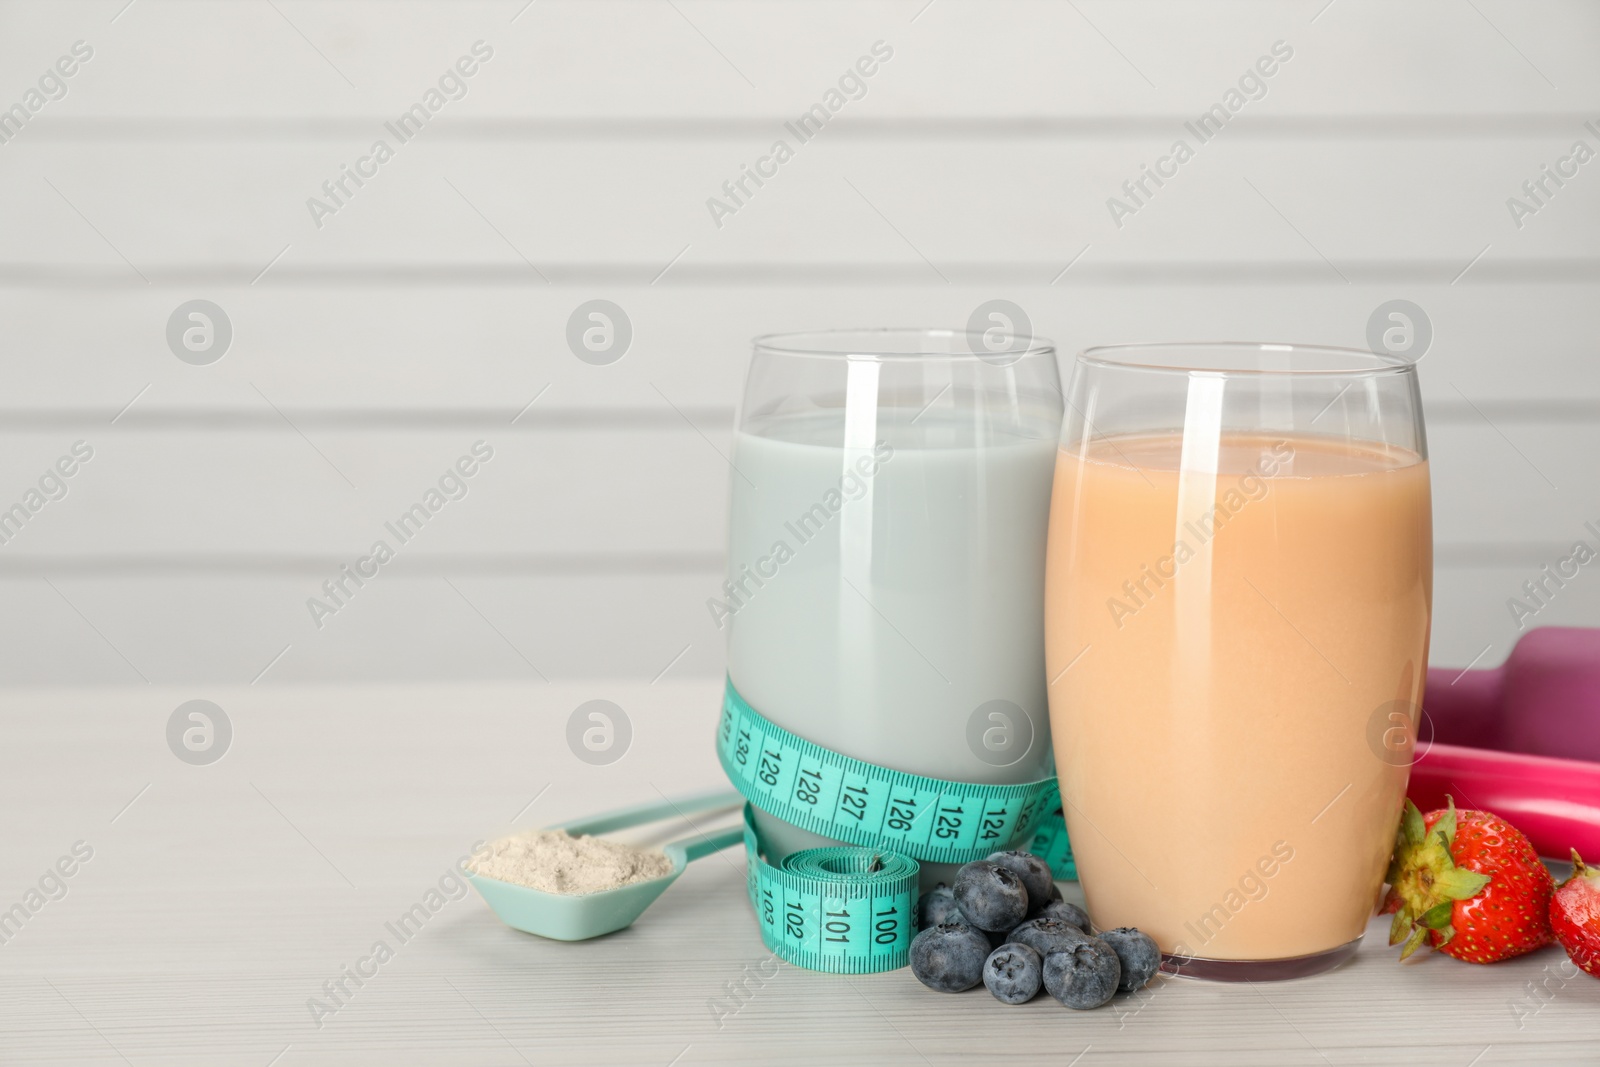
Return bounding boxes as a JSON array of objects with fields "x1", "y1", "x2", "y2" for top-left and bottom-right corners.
[{"x1": 0, "y1": 0, "x2": 1596, "y2": 686}]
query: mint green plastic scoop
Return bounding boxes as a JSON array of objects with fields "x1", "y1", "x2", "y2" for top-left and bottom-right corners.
[{"x1": 466, "y1": 789, "x2": 745, "y2": 941}]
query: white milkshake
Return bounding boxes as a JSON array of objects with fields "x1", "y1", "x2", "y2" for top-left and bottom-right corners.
[{"x1": 721, "y1": 407, "x2": 1059, "y2": 865}]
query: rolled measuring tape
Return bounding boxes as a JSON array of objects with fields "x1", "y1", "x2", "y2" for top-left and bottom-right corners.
[
  {"x1": 718, "y1": 678, "x2": 1074, "y2": 973},
  {"x1": 739, "y1": 803, "x2": 920, "y2": 973}
]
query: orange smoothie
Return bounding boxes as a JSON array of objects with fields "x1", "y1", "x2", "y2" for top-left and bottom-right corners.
[{"x1": 1045, "y1": 432, "x2": 1431, "y2": 961}]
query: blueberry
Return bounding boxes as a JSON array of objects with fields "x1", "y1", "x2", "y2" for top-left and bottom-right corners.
[
  {"x1": 1099, "y1": 927, "x2": 1161, "y2": 992},
  {"x1": 909, "y1": 922, "x2": 991, "y2": 993},
  {"x1": 1007, "y1": 916, "x2": 1089, "y2": 958},
  {"x1": 1042, "y1": 938, "x2": 1122, "y2": 1010},
  {"x1": 953, "y1": 860, "x2": 1029, "y2": 932},
  {"x1": 983, "y1": 943, "x2": 1042, "y2": 1004},
  {"x1": 917, "y1": 883, "x2": 960, "y2": 930},
  {"x1": 987, "y1": 850, "x2": 1054, "y2": 915},
  {"x1": 953, "y1": 914, "x2": 1004, "y2": 951},
  {"x1": 1039, "y1": 898, "x2": 1091, "y2": 932}
]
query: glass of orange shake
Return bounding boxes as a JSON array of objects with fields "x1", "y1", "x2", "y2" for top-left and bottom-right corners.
[{"x1": 1044, "y1": 342, "x2": 1432, "y2": 980}]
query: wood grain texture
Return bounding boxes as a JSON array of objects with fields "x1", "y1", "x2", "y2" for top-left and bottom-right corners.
[{"x1": 1, "y1": 681, "x2": 1596, "y2": 1065}]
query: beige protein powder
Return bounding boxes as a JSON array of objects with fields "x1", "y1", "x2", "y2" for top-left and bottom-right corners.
[{"x1": 470, "y1": 829, "x2": 674, "y2": 895}]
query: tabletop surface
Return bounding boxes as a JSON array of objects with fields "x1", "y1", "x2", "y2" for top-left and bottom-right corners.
[{"x1": 3, "y1": 679, "x2": 1597, "y2": 1066}]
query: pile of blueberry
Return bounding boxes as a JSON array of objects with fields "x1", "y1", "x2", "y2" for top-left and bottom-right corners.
[{"x1": 908, "y1": 850, "x2": 1159, "y2": 1009}]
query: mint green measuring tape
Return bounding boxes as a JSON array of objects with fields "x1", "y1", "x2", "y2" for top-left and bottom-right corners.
[{"x1": 717, "y1": 678, "x2": 1073, "y2": 974}]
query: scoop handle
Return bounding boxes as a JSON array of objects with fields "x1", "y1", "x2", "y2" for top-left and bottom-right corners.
[
  {"x1": 556, "y1": 788, "x2": 744, "y2": 836},
  {"x1": 671, "y1": 824, "x2": 747, "y2": 864}
]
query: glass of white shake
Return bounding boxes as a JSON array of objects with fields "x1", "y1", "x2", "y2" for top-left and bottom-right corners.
[
  {"x1": 722, "y1": 329, "x2": 1064, "y2": 880},
  {"x1": 1045, "y1": 342, "x2": 1432, "y2": 980}
]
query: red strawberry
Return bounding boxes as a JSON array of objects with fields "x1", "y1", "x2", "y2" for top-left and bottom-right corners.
[
  {"x1": 1550, "y1": 850, "x2": 1600, "y2": 979},
  {"x1": 1381, "y1": 796, "x2": 1554, "y2": 963}
]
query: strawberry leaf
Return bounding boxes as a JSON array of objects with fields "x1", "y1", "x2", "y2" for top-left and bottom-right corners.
[
  {"x1": 1399, "y1": 924, "x2": 1430, "y2": 960},
  {"x1": 1418, "y1": 901, "x2": 1455, "y2": 929},
  {"x1": 1434, "y1": 796, "x2": 1458, "y2": 845},
  {"x1": 1400, "y1": 799, "x2": 1425, "y2": 847},
  {"x1": 1435, "y1": 866, "x2": 1491, "y2": 900},
  {"x1": 1388, "y1": 904, "x2": 1413, "y2": 946}
]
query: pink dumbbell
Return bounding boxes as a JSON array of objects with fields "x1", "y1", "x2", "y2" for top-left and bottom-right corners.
[{"x1": 1426, "y1": 626, "x2": 1600, "y2": 763}]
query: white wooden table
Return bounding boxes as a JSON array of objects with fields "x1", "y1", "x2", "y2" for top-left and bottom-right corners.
[{"x1": 3, "y1": 680, "x2": 1596, "y2": 1066}]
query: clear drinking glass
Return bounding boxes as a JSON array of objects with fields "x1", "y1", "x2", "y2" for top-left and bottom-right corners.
[
  {"x1": 1044, "y1": 342, "x2": 1432, "y2": 980},
  {"x1": 723, "y1": 329, "x2": 1064, "y2": 878}
]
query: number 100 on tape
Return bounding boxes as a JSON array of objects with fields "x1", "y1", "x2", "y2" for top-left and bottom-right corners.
[{"x1": 741, "y1": 807, "x2": 919, "y2": 973}]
